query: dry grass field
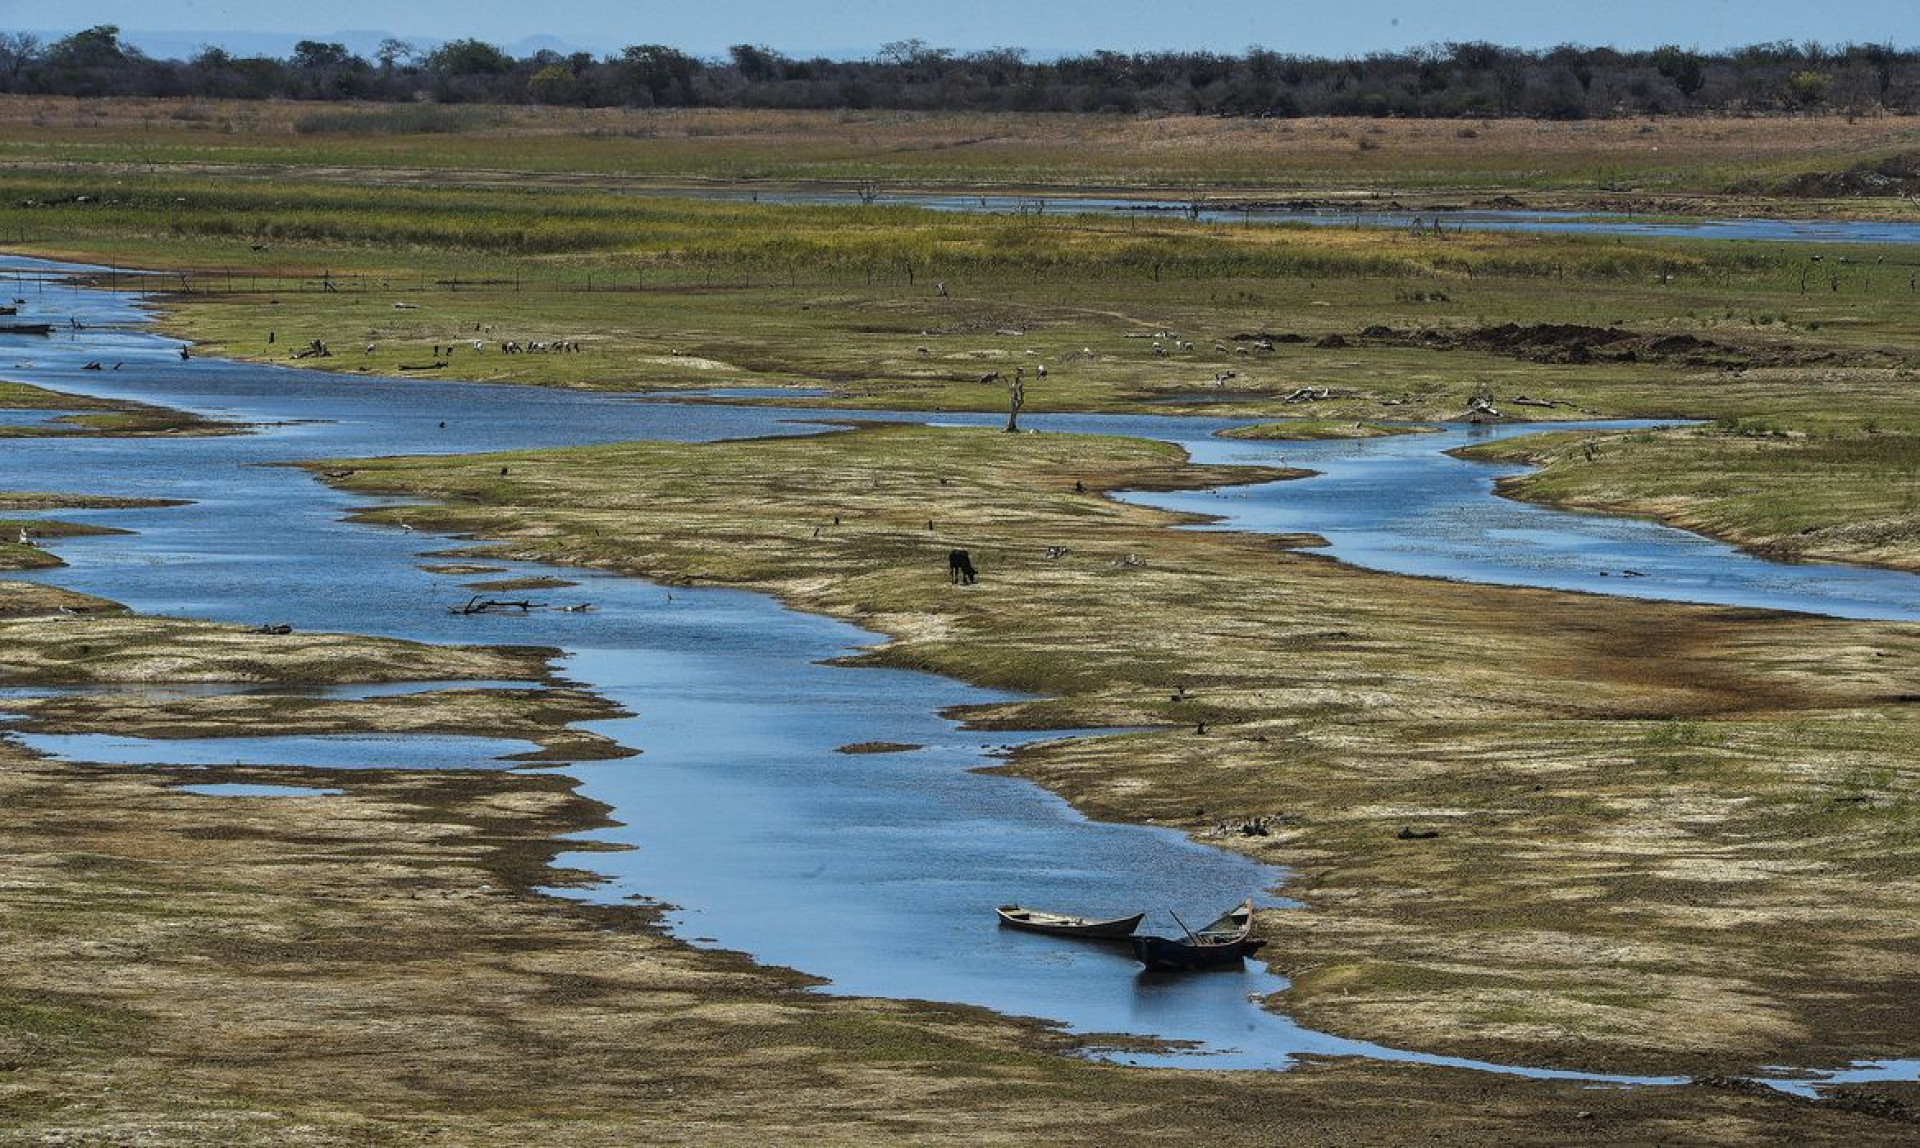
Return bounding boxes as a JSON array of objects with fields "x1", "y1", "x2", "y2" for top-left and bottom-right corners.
[{"x1": 2, "y1": 96, "x2": 1918, "y2": 198}]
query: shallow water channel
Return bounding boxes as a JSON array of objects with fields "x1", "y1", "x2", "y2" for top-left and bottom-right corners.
[
  {"x1": 688, "y1": 189, "x2": 1920, "y2": 246},
  {"x1": 1, "y1": 256, "x2": 1916, "y2": 1091}
]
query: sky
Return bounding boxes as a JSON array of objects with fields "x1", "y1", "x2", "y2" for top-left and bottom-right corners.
[{"x1": 7, "y1": 0, "x2": 1916, "y2": 59}]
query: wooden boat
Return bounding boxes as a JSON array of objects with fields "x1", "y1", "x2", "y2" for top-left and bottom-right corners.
[
  {"x1": 996, "y1": 904, "x2": 1145, "y2": 940},
  {"x1": 0, "y1": 323, "x2": 52, "y2": 335},
  {"x1": 1129, "y1": 900, "x2": 1258, "y2": 970}
]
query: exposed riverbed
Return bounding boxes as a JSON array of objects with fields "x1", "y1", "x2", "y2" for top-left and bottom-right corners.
[{"x1": 2, "y1": 255, "x2": 1916, "y2": 1092}]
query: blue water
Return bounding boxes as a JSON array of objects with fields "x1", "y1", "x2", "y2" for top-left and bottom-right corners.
[
  {"x1": 178, "y1": 783, "x2": 345, "y2": 798},
  {"x1": 701, "y1": 189, "x2": 1920, "y2": 246},
  {"x1": 0, "y1": 254, "x2": 1912, "y2": 1091},
  {"x1": 0, "y1": 408, "x2": 86, "y2": 427},
  {"x1": 1131, "y1": 424, "x2": 1920, "y2": 622}
]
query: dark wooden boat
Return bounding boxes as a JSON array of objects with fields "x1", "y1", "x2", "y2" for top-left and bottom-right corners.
[
  {"x1": 0, "y1": 323, "x2": 53, "y2": 335},
  {"x1": 1129, "y1": 900, "x2": 1257, "y2": 970},
  {"x1": 996, "y1": 904, "x2": 1145, "y2": 940},
  {"x1": 0, "y1": 305, "x2": 17, "y2": 315}
]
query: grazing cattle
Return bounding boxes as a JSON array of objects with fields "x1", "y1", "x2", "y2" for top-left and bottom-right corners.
[{"x1": 948, "y1": 549, "x2": 978, "y2": 585}]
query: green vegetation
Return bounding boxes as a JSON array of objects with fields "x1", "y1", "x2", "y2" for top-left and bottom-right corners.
[{"x1": 0, "y1": 379, "x2": 237, "y2": 438}]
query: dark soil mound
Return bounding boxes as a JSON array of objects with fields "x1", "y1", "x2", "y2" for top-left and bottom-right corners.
[{"x1": 1762, "y1": 152, "x2": 1920, "y2": 198}]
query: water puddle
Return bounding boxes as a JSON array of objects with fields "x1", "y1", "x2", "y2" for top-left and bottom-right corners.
[
  {"x1": 177, "y1": 783, "x2": 344, "y2": 798},
  {"x1": 681, "y1": 188, "x2": 1920, "y2": 246},
  {"x1": 1756, "y1": 1059, "x2": 1920, "y2": 1098},
  {"x1": 14, "y1": 731, "x2": 545, "y2": 770}
]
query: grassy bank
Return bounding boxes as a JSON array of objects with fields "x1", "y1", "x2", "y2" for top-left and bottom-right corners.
[
  {"x1": 0, "y1": 379, "x2": 238, "y2": 438},
  {"x1": 314, "y1": 423, "x2": 1920, "y2": 1082},
  {"x1": 1460, "y1": 422, "x2": 1920, "y2": 571}
]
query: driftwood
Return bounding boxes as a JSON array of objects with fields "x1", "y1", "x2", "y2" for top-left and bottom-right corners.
[
  {"x1": 398, "y1": 361, "x2": 449, "y2": 371},
  {"x1": 449, "y1": 595, "x2": 546, "y2": 616},
  {"x1": 252, "y1": 623, "x2": 293, "y2": 635}
]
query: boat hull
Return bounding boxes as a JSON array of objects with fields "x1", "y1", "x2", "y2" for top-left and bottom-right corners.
[
  {"x1": 1127, "y1": 900, "x2": 1257, "y2": 970},
  {"x1": 996, "y1": 906, "x2": 1145, "y2": 940},
  {"x1": 1128, "y1": 933, "x2": 1251, "y2": 970}
]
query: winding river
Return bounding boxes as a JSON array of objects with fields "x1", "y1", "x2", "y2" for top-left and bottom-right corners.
[{"x1": 2, "y1": 256, "x2": 1916, "y2": 1092}]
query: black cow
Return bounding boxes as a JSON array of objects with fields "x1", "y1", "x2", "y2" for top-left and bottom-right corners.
[{"x1": 948, "y1": 549, "x2": 978, "y2": 585}]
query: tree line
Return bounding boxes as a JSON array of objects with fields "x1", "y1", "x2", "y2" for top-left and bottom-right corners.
[{"x1": 3, "y1": 26, "x2": 1917, "y2": 118}]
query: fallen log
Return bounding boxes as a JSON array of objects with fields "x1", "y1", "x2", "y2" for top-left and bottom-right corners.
[{"x1": 449, "y1": 595, "x2": 546, "y2": 616}]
